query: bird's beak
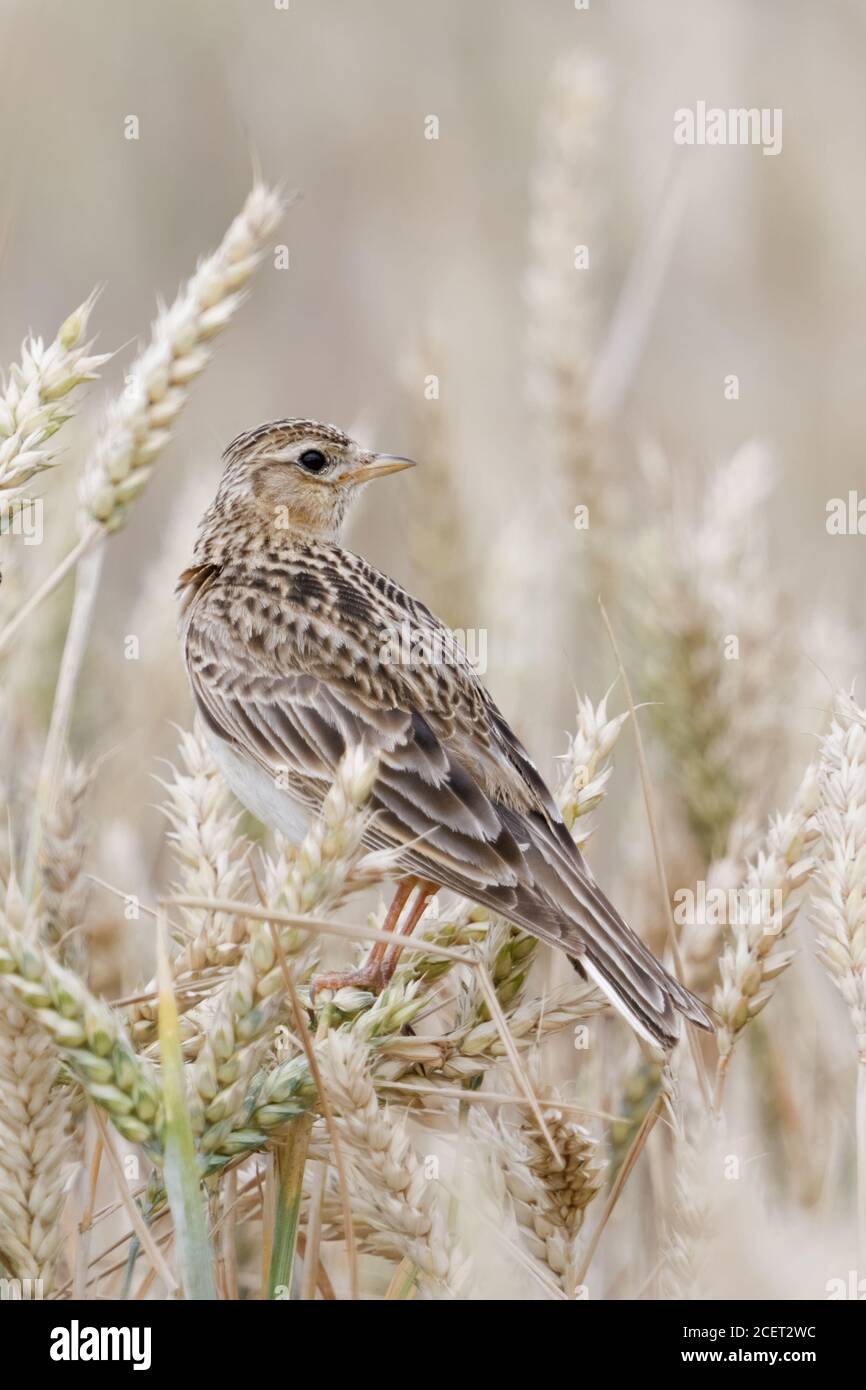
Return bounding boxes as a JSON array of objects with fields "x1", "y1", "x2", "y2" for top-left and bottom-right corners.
[{"x1": 352, "y1": 453, "x2": 417, "y2": 483}]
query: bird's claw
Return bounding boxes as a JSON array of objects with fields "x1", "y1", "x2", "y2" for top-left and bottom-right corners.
[{"x1": 310, "y1": 961, "x2": 389, "y2": 1001}]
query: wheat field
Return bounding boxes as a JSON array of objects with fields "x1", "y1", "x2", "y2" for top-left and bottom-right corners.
[{"x1": 1, "y1": 0, "x2": 865, "y2": 1303}]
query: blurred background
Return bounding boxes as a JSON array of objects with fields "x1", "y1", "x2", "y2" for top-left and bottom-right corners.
[{"x1": 2, "y1": 0, "x2": 866, "y2": 1299}]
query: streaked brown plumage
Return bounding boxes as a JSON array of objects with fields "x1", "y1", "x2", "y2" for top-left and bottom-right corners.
[{"x1": 179, "y1": 418, "x2": 713, "y2": 1048}]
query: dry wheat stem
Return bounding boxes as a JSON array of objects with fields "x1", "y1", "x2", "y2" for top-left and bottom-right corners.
[
  {"x1": 22, "y1": 541, "x2": 105, "y2": 898},
  {"x1": 587, "y1": 169, "x2": 687, "y2": 422},
  {"x1": 576, "y1": 1089, "x2": 665, "y2": 1288},
  {"x1": 91, "y1": 1108, "x2": 177, "y2": 1296},
  {"x1": 0, "y1": 526, "x2": 98, "y2": 660},
  {"x1": 269, "y1": 923, "x2": 358, "y2": 1301},
  {"x1": 402, "y1": 330, "x2": 475, "y2": 629},
  {"x1": 379, "y1": 1079, "x2": 621, "y2": 1122},
  {"x1": 161, "y1": 895, "x2": 475, "y2": 965},
  {"x1": 73, "y1": 1126, "x2": 104, "y2": 1299},
  {"x1": 473, "y1": 965, "x2": 562, "y2": 1167}
]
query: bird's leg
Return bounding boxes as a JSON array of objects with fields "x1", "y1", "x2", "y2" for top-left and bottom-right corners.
[
  {"x1": 310, "y1": 876, "x2": 417, "y2": 999},
  {"x1": 378, "y1": 878, "x2": 439, "y2": 983}
]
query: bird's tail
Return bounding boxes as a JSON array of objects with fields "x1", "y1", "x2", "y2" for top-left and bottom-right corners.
[
  {"x1": 568, "y1": 918, "x2": 713, "y2": 1050},
  {"x1": 527, "y1": 892, "x2": 713, "y2": 1048},
  {"x1": 493, "y1": 812, "x2": 715, "y2": 1049}
]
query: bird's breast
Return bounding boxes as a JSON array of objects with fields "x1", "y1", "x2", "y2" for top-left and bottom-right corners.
[{"x1": 203, "y1": 727, "x2": 312, "y2": 845}]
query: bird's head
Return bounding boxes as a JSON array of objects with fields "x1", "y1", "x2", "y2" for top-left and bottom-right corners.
[{"x1": 212, "y1": 418, "x2": 415, "y2": 541}]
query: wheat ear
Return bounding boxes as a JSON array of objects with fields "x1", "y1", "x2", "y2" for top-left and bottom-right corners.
[
  {"x1": 38, "y1": 758, "x2": 91, "y2": 962},
  {"x1": 0, "y1": 943, "x2": 75, "y2": 1288},
  {"x1": 0, "y1": 292, "x2": 108, "y2": 503},
  {"x1": 472, "y1": 1097, "x2": 605, "y2": 1296},
  {"x1": 0, "y1": 878, "x2": 161, "y2": 1146},
  {"x1": 811, "y1": 692, "x2": 866, "y2": 1264},
  {"x1": 317, "y1": 1029, "x2": 470, "y2": 1296},
  {"x1": 186, "y1": 748, "x2": 377, "y2": 1154},
  {"x1": 714, "y1": 762, "x2": 820, "y2": 1085},
  {"x1": 81, "y1": 183, "x2": 286, "y2": 531},
  {"x1": 129, "y1": 723, "x2": 253, "y2": 1043}
]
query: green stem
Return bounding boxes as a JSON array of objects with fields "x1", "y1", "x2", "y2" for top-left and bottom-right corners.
[
  {"x1": 158, "y1": 911, "x2": 217, "y2": 1299},
  {"x1": 268, "y1": 1113, "x2": 314, "y2": 1299}
]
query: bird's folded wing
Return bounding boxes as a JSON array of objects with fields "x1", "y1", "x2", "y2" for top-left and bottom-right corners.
[{"x1": 183, "y1": 601, "x2": 573, "y2": 900}]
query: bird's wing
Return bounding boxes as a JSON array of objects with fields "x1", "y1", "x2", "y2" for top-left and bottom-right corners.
[
  {"x1": 181, "y1": 553, "x2": 712, "y2": 1045},
  {"x1": 184, "y1": 593, "x2": 532, "y2": 890}
]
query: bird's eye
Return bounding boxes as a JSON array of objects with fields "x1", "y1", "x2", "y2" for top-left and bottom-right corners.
[{"x1": 298, "y1": 448, "x2": 329, "y2": 474}]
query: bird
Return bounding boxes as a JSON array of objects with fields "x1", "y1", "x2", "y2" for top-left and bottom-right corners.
[{"x1": 178, "y1": 418, "x2": 713, "y2": 1049}]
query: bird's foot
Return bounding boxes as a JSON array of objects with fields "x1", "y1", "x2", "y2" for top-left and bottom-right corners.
[{"x1": 310, "y1": 959, "x2": 391, "y2": 1001}]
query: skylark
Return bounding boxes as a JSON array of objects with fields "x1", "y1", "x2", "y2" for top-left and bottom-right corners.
[{"x1": 179, "y1": 419, "x2": 713, "y2": 1048}]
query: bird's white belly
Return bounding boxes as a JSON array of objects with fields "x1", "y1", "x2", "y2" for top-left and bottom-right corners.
[{"x1": 204, "y1": 729, "x2": 312, "y2": 845}]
